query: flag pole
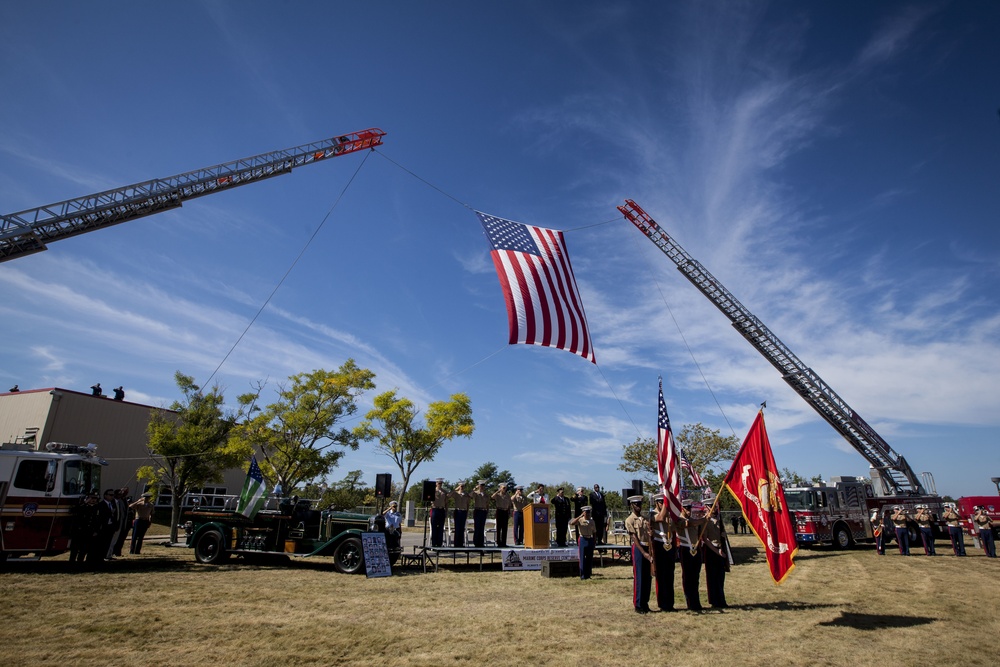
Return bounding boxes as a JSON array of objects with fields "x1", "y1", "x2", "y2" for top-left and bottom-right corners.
[{"x1": 692, "y1": 404, "x2": 765, "y2": 547}]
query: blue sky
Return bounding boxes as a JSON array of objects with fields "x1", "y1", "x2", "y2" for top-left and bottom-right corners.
[{"x1": 1, "y1": 2, "x2": 998, "y2": 497}]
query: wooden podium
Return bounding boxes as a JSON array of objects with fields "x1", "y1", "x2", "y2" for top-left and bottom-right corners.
[{"x1": 523, "y1": 503, "x2": 550, "y2": 549}]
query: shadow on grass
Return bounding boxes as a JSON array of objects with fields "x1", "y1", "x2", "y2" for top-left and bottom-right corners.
[
  {"x1": 728, "y1": 601, "x2": 842, "y2": 612},
  {"x1": 1, "y1": 557, "x2": 205, "y2": 575},
  {"x1": 817, "y1": 611, "x2": 936, "y2": 630}
]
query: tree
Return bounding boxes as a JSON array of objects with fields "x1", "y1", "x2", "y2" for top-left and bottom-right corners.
[
  {"x1": 355, "y1": 390, "x2": 475, "y2": 504},
  {"x1": 779, "y1": 467, "x2": 824, "y2": 487},
  {"x1": 319, "y1": 470, "x2": 372, "y2": 511},
  {"x1": 139, "y1": 372, "x2": 248, "y2": 542},
  {"x1": 617, "y1": 423, "x2": 740, "y2": 490},
  {"x1": 230, "y1": 361, "x2": 376, "y2": 493},
  {"x1": 467, "y1": 461, "x2": 515, "y2": 490}
]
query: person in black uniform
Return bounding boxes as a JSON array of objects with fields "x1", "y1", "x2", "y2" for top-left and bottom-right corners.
[
  {"x1": 590, "y1": 484, "x2": 608, "y2": 544},
  {"x1": 70, "y1": 492, "x2": 99, "y2": 566},
  {"x1": 430, "y1": 478, "x2": 447, "y2": 548},
  {"x1": 572, "y1": 486, "x2": 588, "y2": 518},
  {"x1": 676, "y1": 499, "x2": 707, "y2": 611},
  {"x1": 552, "y1": 487, "x2": 571, "y2": 547},
  {"x1": 702, "y1": 503, "x2": 729, "y2": 609},
  {"x1": 89, "y1": 489, "x2": 118, "y2": 566},
  {"x1": 650, "y1": 494, "x2": 678, "y2": 611}
]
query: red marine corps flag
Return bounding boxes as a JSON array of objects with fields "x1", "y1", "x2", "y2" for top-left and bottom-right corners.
[
  {"x1": 722, "y1": 409, "x2": 798, "y2": 584},
  {"x1": 477, "y1": 212, "x2": 596, "y2": 363}
]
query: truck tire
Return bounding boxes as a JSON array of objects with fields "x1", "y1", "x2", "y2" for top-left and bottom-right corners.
[
  {"x1": 832, "y1": 524, "x2": 854, "y2": 549},
  {"x1": 194, "y1": 529, "x2": 229, "y2": 564},
  {"x1": 332, "y1": 536, "x2": 364, "y2": 574}
]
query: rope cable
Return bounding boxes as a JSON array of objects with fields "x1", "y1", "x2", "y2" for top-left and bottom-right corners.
[{"x1": 201, "y1": 150, "x2": 373, "y2": 389}]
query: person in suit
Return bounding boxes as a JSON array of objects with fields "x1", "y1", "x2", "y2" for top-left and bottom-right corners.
[
  {"x1": 89, "y1": 489, "x2": 118, "y2": 566},
  {"x1": 572, "y1": 486, "x2": 588, "y2": 518},
  {"x1": 589, "y1": 484, "x2": 608, "y2": 544},
  {"x1": 552, "y1": 487, "x2": 571, "y2": 547}
]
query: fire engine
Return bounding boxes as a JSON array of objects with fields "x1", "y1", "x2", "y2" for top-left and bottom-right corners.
[
  {"x1": 184, "y1": 497, "x2": 401, "y2": 574},
  {"x1": 784, "y1": 475, "x2": 946, "y2": 548},
  {"x1": 0, "y1": 441, "x2": 107, "y2": 561},
  {"x1": 618, "y1": 200, "x2": 949, "y2": 548}
]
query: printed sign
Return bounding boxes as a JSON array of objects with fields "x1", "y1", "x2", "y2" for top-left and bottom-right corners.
[
  {"x1": 500, "y1": 547, "x2": 577, "y2": 571},
  {"x1": 361, "y1": 532, "x2": 392, "y2": 578}
]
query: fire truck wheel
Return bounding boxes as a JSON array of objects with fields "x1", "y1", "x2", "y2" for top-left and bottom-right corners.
[
  {"x1": 194, "y1": 529, "x2": 230, "y2": 564},
  {"x1": 832, "y1": 524, "x2": 854, "y2": 549},
  {"x1": 333, "y1": 536, "x2": 364, "y2": 574}
]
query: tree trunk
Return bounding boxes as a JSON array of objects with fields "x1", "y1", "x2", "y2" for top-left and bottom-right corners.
[{"x1": 170, "y1": 493, "x2": 182, "y2": 544}]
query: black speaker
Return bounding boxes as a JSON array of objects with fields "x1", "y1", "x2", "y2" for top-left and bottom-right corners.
[
  {"x1": 375, "y1": 473, "x2": 392, "y2": 498},
  {"x1": 631, "y1": 479, "x2": 643, "y2": 494},
  {"x1": 622, "y1": 488, "x2": 633, "y2": 502},
  {"x1": 421, "y1": 479, "x2": 436, "y2": 502}
]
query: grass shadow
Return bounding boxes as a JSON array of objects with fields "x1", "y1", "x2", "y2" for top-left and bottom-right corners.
[
  {"x1": 729, "y1": 601, "x2": 842, "y2": 612},
  {"x1": 817, "y1": 612, "x2": 937, "y2": 630}
]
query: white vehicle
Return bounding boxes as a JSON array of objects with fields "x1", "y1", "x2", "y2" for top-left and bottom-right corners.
[{"x1": 0, "y1": 441, "x2": 106, "y2": 561}]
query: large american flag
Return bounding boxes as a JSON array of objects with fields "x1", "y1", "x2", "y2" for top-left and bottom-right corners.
[
  {"x1": 656, "y1": 378, "x2": 683, "y2": 521},
  {"x1": 478, "y1": 212, "x2": 595, "y2": 363},
  {"x1": 680, "y1": 449, "x2": 709, "y2": 489}
]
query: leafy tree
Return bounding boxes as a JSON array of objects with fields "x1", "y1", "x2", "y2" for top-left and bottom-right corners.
[
  {"x1": 355, "y1": 390, "x2": 475, "y2": 504},
  {"x1": 230, "y1": 361, "x2": 376, "y2": 493},
  {"x1": 618, "y1": 423, "x2": 740, "y2": 491},
  {"x1": 321, "y1": 470, "x2": 372, "y2": 511},
  {"x1": 467, "y1": 461, "x2": 515, "y2": 491},
  {"x1": 139, "y1": 372, "x2": 247, "y2": 542},
  {"x1": 779, "y1": 467, "x2": 824, "y2": 487}
]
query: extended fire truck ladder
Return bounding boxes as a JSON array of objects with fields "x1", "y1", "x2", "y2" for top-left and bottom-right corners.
[
  {"x1": 0, "y1": 128, "x2": 385, "y2": 263},
  {"x1": 618, "y1": 199, "x2": 926, "y2": 495}
]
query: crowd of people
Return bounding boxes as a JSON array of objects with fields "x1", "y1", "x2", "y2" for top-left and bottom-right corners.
[
  {"x1": 428, "y1": 479, "x2": 611, "y2": 549},
  {"x1": 872, "y1": 503, "x2": 996, "y2": 558},
  {"x1": 69, "y1": 487, "x2": 155, "y2": 568}
]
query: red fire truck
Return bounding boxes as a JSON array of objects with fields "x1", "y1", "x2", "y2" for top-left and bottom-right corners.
[
  {"x1": 785, "y1": 475, "x2": 946, "y2": 548},
  {"x1": 955, "y1": 495, "x2": 1000, "y2": 541},
  {"x1": 0, "y1": 441, "x2": 107, "y2": 561}
]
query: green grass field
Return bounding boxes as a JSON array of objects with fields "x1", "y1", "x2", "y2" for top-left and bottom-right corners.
[{"x1": 3, "y1": 534, "x2": 997, "y2": 667}]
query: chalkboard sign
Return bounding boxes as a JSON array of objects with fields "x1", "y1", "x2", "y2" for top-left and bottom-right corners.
[{"x1": 361, "y1": 532, "x2": 392, "y2": 578}]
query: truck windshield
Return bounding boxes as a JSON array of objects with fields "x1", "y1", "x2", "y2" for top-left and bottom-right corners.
[
  {"x1": 64, "y1": 460, "x2": 101, "y2": 496},
  {"x1": 783, "y1": 490, "x2": 814, "y2": 510}
]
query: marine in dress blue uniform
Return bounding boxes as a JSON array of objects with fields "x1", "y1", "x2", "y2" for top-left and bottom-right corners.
[
  {"x1": 942, "y1": 505, "x2": 966, "y2": 556},
  {"x1": 914, "y1": 505, "x2": 936, "y2": 556},
  {"x1": 472, "y1": 480, "x2": 490, "y2": 548},
  {"x1": 430, "y1": 479, "x2": 447, "y2": 548},
  {"x1": 624, "y1": 495, "x2": 652, "y2": 613},
  {"x1": 973, "y1": 506, "x2": 996, "y2": 558},
  {"x1": 890, "y1": 506, "x2": 910, "y2": 555},
  {"x1": 569, "y1": 506, "x2": 597, "y2": 579}
]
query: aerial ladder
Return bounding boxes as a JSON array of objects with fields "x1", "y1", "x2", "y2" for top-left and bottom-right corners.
[
  {"x1": 618, "y1": 199, "x2": 927, "y2": 495},
  {"x1": 0, "y1": 128, "x2": 385, "y2": 263}
]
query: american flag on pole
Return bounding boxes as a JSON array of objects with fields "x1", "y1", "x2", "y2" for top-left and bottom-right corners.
[
  {"x1": 680, "y1": 449, "x2": 709, "y2": 489},
  {"x1": 477, "y1": 212, "x2": 596, "y2": 363},
  {"x1": 656, "y1": 378, "x2": 683, "y2": 521}
]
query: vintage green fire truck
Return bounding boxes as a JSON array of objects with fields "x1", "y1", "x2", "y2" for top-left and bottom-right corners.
[{"x1": 185, "y1": 497, "x2": 400, "y2": 573}]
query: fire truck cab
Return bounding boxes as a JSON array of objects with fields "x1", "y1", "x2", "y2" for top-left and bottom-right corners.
[{"x1": 0, "y1": 441, "x2": 106, "y2": 561}]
